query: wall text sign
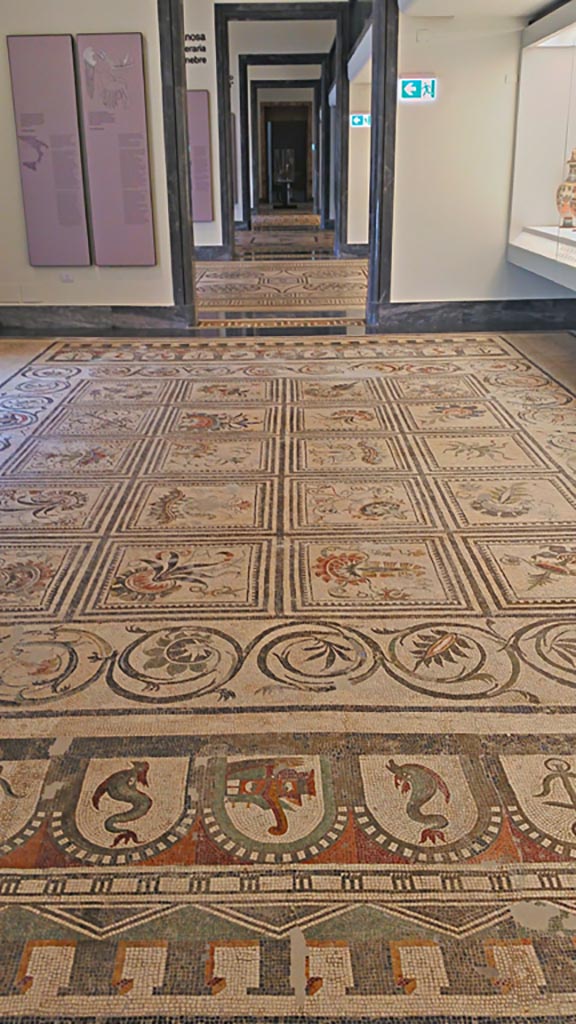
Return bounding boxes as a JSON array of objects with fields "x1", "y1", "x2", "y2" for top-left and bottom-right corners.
[
  {"x1": 187, "y1": 90, "x2": 214, "y2": 222},
  {"x1": 8, "y1": 34, "x2": 91, "y2": 267},
  {"x1": 77, "y1": 32, "x2": 156, "y2": 266},
  {"x1": 185, "y1": 33, "x2": 208, "y2": 66}
]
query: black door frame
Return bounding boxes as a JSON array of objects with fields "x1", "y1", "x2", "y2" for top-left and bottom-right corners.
[
  {"x1": 250, "y1": 79, "x2": 321, "y2": 214},
  {"x1": 367, "y1": 0, "x2": 576, "y2": 332},
  {"x1": 215, "y1": 2, "x2": 348, "y2": 259},
  {"x1": 239, "y1": 53, "x2": 328, "y2": 229},
  {"x1": 0, "y1": 0, "x2": 197, "y2": 336}
]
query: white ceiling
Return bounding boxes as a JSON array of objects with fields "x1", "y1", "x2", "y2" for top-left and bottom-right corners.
[
  {"x1": 230, "y1": 20, "x2": 336, "y2": 52},
  {"x1": 399, "y1": 0, "x2": 549, "y2": 16}
]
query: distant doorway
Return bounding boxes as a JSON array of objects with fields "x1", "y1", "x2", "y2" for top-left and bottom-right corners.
[
  {"x1": 268, "y1": 119, "x2": 307, "y2": 206},
  {"x1": 260, "y1": 103, "x2": 312, "y2": 209}
]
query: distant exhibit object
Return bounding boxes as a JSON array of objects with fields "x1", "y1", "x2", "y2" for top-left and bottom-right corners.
[{"x1": 557, "y1": 148, "x2": 576, "y2": 228}]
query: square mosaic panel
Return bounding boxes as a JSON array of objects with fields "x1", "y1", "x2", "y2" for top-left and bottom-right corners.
[
  {"x1": 149, "y1": 435, "x2": 277, "y2": 477},
  {"x1": 462, "y1": 531, "x2": 576, "y2": 612},
  {"x1": 291, "y1": 404, "x2": 394, "y2": 433},
  {"x1": 40, "y1": 404, "x2": 161, "y2": 437},
  {"x1": 0, "y1": 479, "x2": 128, "y2": 534},
  {"x1": 3, "y1": 435, "x2": 142, "y2": 477},
  {"x1": 290, "y1": 434, "x2": 417, "y2": 474},
  {"x1": 396, "y1": 398, "x2": 515, "y2": 432},
  {"x1": 287, "y1": 477, "x2": 443, "y2": 533},
  {"x1": 83, "y1": 538, "x2": 274, "y2": 617},
  {"x1": 413, "y1": 431, "x2": 553, "y2": 473},
  {"x1": 118, "y1": 479, "x2": 276, "y2": 533},
  {"x1": 435, "y1": 474, "x2": 576, "y2": 529},
  {"x1": 0, "y1": 540, "x2": 94, "y2": 621},
  {"x1": 170, "y1": 405, "x2": 279, "y2": 435},
  {"x1": 290, "y1": 535, "x2": 477, "y2": 615}
]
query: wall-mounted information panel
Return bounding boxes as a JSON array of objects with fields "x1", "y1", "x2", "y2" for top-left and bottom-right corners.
[
  {"x1": 7, "y1": 35, "x2": 91, "y2": 267},
  {"x1": 77, "y1": 33, "x2": 156, "y2": 266},
  {"x1": 187, "y1": 90, "x2": 214, "y2": 223}
]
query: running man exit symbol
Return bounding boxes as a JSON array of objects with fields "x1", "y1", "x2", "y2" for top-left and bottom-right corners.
[{"x1": 399, "y1": 77, "x2": 438, "y2": 101}]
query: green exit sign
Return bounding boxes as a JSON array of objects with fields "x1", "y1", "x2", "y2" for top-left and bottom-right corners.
[{"x1": 399, "y1": 77, "x2": 438, "y2": 101}]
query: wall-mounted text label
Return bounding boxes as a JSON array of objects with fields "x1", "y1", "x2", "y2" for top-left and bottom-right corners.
[
  {"x1": 185, "y1": 32, "x2": 208, "y2": 65},
  {"x1": 188, "y1": 90, "x2": 214, "y2": 223},
  {"x1": 8, "y1": 35, "x2": 91, "y2": 267},
  {"x1": 77, "y1": 32, "x2": 156, "y2": 266}
]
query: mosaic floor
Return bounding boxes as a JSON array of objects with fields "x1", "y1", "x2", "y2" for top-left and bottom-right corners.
[
  {"x1": 251, "y1": 212, "x2": 321, "y2": 229},
  {"x1": 1, "y1": 331, "x2": 576, "y2": 1021},
  {"x1": 195, "y1": 258, "x2": 368, "y2": 311},
  {"x1": 235, "y1": 228, "x2": 335, "y2": 259}
]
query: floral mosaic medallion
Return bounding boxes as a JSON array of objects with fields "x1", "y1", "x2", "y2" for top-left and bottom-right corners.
[
  {"x1": 91, "y1": 541, "x2": 272, "y2": 614},
  {"x1": 2, "y1": 331, "x2": 576, "y2": 1023},
  {"x1": 296, "y1": 537, "x2": 473, "y2": 613}
]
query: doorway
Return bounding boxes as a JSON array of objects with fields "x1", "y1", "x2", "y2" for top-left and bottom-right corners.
[
  {"x1": 190, "y1": 4, "x2": 370, "y2": 326},
  {"x1": 263, "y1": 105, "x2": 310, "y2": 208}
]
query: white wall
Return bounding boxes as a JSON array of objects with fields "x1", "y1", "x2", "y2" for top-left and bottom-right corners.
[
  {"x1": 392, "y1": 14, "x2": 573, "y2": 300},
  {"x1": 347, "y1": 82, "x2": 371, "y2": 244},
  {"x1": 184, "y1": 0, "x2": 335, "y2": 246},
  {"x1": 510, "y1": 46, "x2": 575, "y2": 236},
  {"x1": 0, "y1": 0, "x2": 173, "y2": 306}
]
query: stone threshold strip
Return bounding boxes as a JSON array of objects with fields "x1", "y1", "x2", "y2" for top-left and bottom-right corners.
[{"x1": 197, "y1": 317, "x2": 366, "y2": 328}]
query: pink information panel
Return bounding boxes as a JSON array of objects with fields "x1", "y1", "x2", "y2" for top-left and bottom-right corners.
[
  {"x1": 7, "y1": 35, "x2": 91, "y2": 267},
  {"x1": 187, "y1": 90, "x2": 214, "y2": 223},
  {"x1": 77, "y1": 33, "x2": 156, "y2": 266}
]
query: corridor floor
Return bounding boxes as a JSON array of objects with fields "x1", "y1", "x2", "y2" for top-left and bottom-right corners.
[
  {"x1": 0, "y1": 330, "x2": 576, "y2": 1020},
  {"x1": 235, "y1": 209, "x2": 335, "y2": 259},
  {"x1": 195, "y1": 257, "x2": 368, "y2": 313}
]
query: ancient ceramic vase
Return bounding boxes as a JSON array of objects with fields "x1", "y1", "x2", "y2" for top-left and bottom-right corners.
[{"x1": 557, "y1": 149, "x2": 576, "y2": 228}]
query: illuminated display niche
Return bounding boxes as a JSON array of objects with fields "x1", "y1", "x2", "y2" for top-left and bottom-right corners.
[{"x1": 509, "y1": 1, "x2": 576, "y2": 290}]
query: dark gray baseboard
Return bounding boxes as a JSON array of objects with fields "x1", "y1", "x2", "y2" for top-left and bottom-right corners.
[
  {"x1": 194, "y1": 245, "x2": 233, "y2": 260},
  {"x1": 340, "y1": 243, "x2": 369, "y2": 257},
  {"x1": 368, "y1": 299, "x2": 576, "y2": 334},
  {"x1": 0, "y1": 304, "x2": 196, "y2": 337},
  {"x1": 5, "y1": 297, "x2": 575, "y2": 339}
]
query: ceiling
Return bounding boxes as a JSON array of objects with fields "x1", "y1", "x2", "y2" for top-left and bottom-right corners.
[
  {"x1": 230, "y1": 20, "x2": 336, "y2": 53},
  {"x1": 399, "y1": 0, "x2": 550, "y2": 16}
]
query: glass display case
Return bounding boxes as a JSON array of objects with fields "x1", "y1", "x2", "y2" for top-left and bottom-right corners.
[{"x1": 508, "y1": 2, "x2": 576, "y2": 290}]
